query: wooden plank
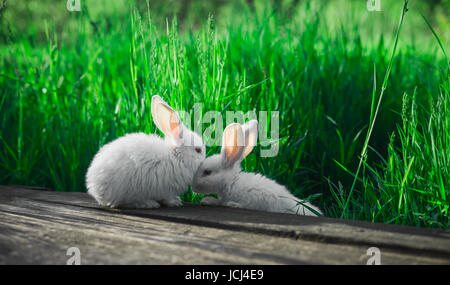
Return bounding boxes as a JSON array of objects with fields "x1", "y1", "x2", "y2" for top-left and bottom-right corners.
[
  {"x1": 0, "y1": 186, "x2": 449, "y2": 264},
  {"x1": 4, "y1": 186, "x2": 448, "y2": 256}
]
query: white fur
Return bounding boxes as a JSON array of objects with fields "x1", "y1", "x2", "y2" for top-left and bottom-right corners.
[
  {"x1": 193, "y1": 121, "x2": 322, "y2": 216},
  {"x1": 86, "y1": 96, "x2": 205, "y2": 208}
]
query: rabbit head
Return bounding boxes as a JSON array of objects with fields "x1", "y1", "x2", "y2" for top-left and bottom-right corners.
[
  {"x1": 151, "y1": 95, "x2": 205, "y2": 166},
  {"x1": 193, "y1": 120, "x2": 258, "y2": 195}
]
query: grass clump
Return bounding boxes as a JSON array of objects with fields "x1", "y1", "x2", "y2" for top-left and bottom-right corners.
[{"x1": 0, "y1": 0, "x2": 448, "y2": 228}]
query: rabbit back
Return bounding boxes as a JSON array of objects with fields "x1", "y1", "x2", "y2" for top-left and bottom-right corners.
[
  {"x1": 226, "y1": 172, "x2": 321, "y2": 216},
  {"x1": 86, "y1": 132, "x2": 192, "y2": 208}
]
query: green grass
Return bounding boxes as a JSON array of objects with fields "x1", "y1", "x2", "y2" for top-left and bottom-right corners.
[{"x1": 0, "y1": 0, "x2": 449, "y2": 228}]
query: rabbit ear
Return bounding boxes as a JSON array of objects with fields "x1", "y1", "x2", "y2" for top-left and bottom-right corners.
[
  {"x1": 221, "y1": 123, "x2": 245, "y2": 168},
  {"x1": 242, "y1": 120, "x2": 258, "y2": 159},
  {"x1": 151, "y1": 95, "x2": 183, "y2": 143}
]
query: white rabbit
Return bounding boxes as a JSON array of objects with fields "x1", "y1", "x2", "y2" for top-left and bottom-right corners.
[
  {"x1": 86, "y1": 95, "x2": 205, "y2": 208},
  {"x1": 192, "y1": 120, "x2": 322, "y2": 216}
]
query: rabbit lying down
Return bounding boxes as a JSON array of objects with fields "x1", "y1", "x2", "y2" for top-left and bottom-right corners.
[
  {"x1": 193, "y1": 120, "x2": 322, "y2": 216},
  {"x1": 86, "y1": 95, "x2": 205, "y2": 208}
]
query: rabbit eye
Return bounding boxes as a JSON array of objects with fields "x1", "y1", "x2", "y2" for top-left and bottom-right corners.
[
  {"x1": 195, "y1": 147, "x2": 202, "y2": 154},
  {"x1": 203, "y1": 169, "x2": 212, "y2": 176}
]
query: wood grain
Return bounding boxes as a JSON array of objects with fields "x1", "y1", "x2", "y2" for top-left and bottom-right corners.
[{"x1": 0, "y1": 186, "x2": 449, "y2": 264}]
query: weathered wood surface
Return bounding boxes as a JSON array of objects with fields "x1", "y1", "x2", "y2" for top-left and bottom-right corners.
[{"x1": 0, "y1": 185, "x2": 449, "y2": 265}]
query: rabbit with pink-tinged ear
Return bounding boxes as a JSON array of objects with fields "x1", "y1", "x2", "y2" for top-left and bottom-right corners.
[
  {"x1": 86, "y1": 95, "x2": 205, "y2": 208},
  {"x1": 193, "y1": 120, "x2": 322, "y2": 216}
]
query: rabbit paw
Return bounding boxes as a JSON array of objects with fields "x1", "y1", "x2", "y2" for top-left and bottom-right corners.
[
  {"x1": 161, "y1": 197, "x2": 183, "y2": 207},
  {"x1": 201, "y1": 197, "x2": 221, "y2": 206}
]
